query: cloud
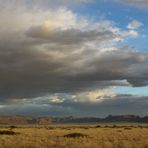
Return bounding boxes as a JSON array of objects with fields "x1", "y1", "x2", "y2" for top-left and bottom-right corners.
[
  {"x1": 46, "y1": 94, "x2": 148, "y2": 117},
  {"x1": 26, "y1": 27, "x2": 117, "y2": 45},
  {"x1": 26, "y1": 17, "x2": 139, "y2": 45},
  {"x1": 0, "y1": 93, "x2": 147, "y2": 117},
  {"x1": 127, "y1": 20, "x2": 143, "y2": 30},
  {"x1": 0, "y1": 1, "x2": 147, "y2": 102},
  {"x1": 0, "y1": 0, "x2": 94, "y2": 11}
]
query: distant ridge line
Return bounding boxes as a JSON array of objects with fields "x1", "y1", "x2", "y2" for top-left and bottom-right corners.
[{"x1": 0, "y1": 115, "x2": 147, "y2": 125}]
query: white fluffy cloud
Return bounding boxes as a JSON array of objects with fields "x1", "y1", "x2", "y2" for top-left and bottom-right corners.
[{"x1": 127, "y1": 20, "x2": 143, "y2": 30}]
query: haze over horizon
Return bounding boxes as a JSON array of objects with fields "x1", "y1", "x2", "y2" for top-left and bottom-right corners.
[{"x1": 0, "y1": 0, "x2": 148, "y2": 117}]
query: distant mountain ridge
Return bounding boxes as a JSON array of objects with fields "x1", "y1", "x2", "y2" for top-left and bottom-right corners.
[
  {"x1": 0, "y1": 116, "x2": 52, "y2": 125},
  {"x1": 53, "y1": 115, "x2": 148, "y2": 124},
  {"x1": 0, "y1": 115, "x2": 147, "y2": 125}
]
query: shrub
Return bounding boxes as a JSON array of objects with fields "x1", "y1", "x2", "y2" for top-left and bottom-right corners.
[
  {"x1": 0, "y1": 130, "x2": 17, "y2": 135},
  {"x1": 9, "y1": 126, "x2": 17, "y2": 129},
  {"x1": 124, "y1": 127, "x2": 132, "y2": 130},
  {"x1": 112, "y1": 125, "x2": 117, "y2": 128},
  {"x1": 46, "y1": 127, "x2": 55, "y2": 130},
  {"x1": 64, "y1": 133, "x2": 87, "y2": 138},
  {"x1": 95, "y1": 125, "x2": 101, "y2": 128}
]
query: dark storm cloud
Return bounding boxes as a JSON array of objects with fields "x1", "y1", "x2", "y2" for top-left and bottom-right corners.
[
  {"x1": 26, "y1": 26, "x2": 117, "y2": 45},
  {"x1": 46, "y1": 94, "x2": 148, "y2": 117},
  {"x1": 0, "y1": 94, "x2": 147, "y2": 117},
  {"x1": 0, "y1": 28, "x2": 148, "y2": 99},
  {"x1": 0, "y1": 35, "x2": 147, "y2": 100},
  {"x1": 68, "y1": 49, "x2": 145, "y2": 81},
  {"x1": 0, "y1": 0, "x2": 148, "y2": 101}
]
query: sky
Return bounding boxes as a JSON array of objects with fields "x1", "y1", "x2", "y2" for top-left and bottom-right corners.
[{"x1": 0, "y1": 0, "x2": 148, "y2": 117}]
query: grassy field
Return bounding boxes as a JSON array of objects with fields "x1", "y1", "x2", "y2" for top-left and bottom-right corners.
[{"x1": 0, "y1": 124, "x2": 148, "y2": 148}]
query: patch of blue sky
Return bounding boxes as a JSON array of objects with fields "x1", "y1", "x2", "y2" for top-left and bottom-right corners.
[
  {"x1": 69, "y1": 0, "x2": 148, "y2": 52},
  {"x1": 70, "y1": 0, "x2": 148, "y2": 24},
  {"x1": 124, "y1": 36, "x2": 148, "y2": 52},
  {"x1": 116, "y1": 86, "x2": 148, "y2": 96}
]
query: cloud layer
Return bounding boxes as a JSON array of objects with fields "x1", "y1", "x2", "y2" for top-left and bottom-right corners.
[
  {"x1": 0, "y1": 0, "x2": 147, "y2": 116},
  {"x1": 0, "y1": 93, "x2": 147, "y2": 117},
  {"x1": 0, "y1": 6, "x2": 147, "y2": 99}
]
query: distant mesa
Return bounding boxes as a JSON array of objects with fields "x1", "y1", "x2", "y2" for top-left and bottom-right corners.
[
  {"x1": 0, "y1": 115, "x2": 147, "y2": 125},
  {"x1": 0, "y1": 116, "x2": 52, "y2": 125}
]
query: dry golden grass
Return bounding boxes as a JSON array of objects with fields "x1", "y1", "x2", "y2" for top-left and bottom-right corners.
[{"x1": 0, "y1": 124, "x2": 148, "y2": 148}]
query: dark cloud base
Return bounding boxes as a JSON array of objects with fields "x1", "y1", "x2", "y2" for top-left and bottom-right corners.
[{"x1": 0, "y1": 94, "x2": 147, "y2": 117}]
